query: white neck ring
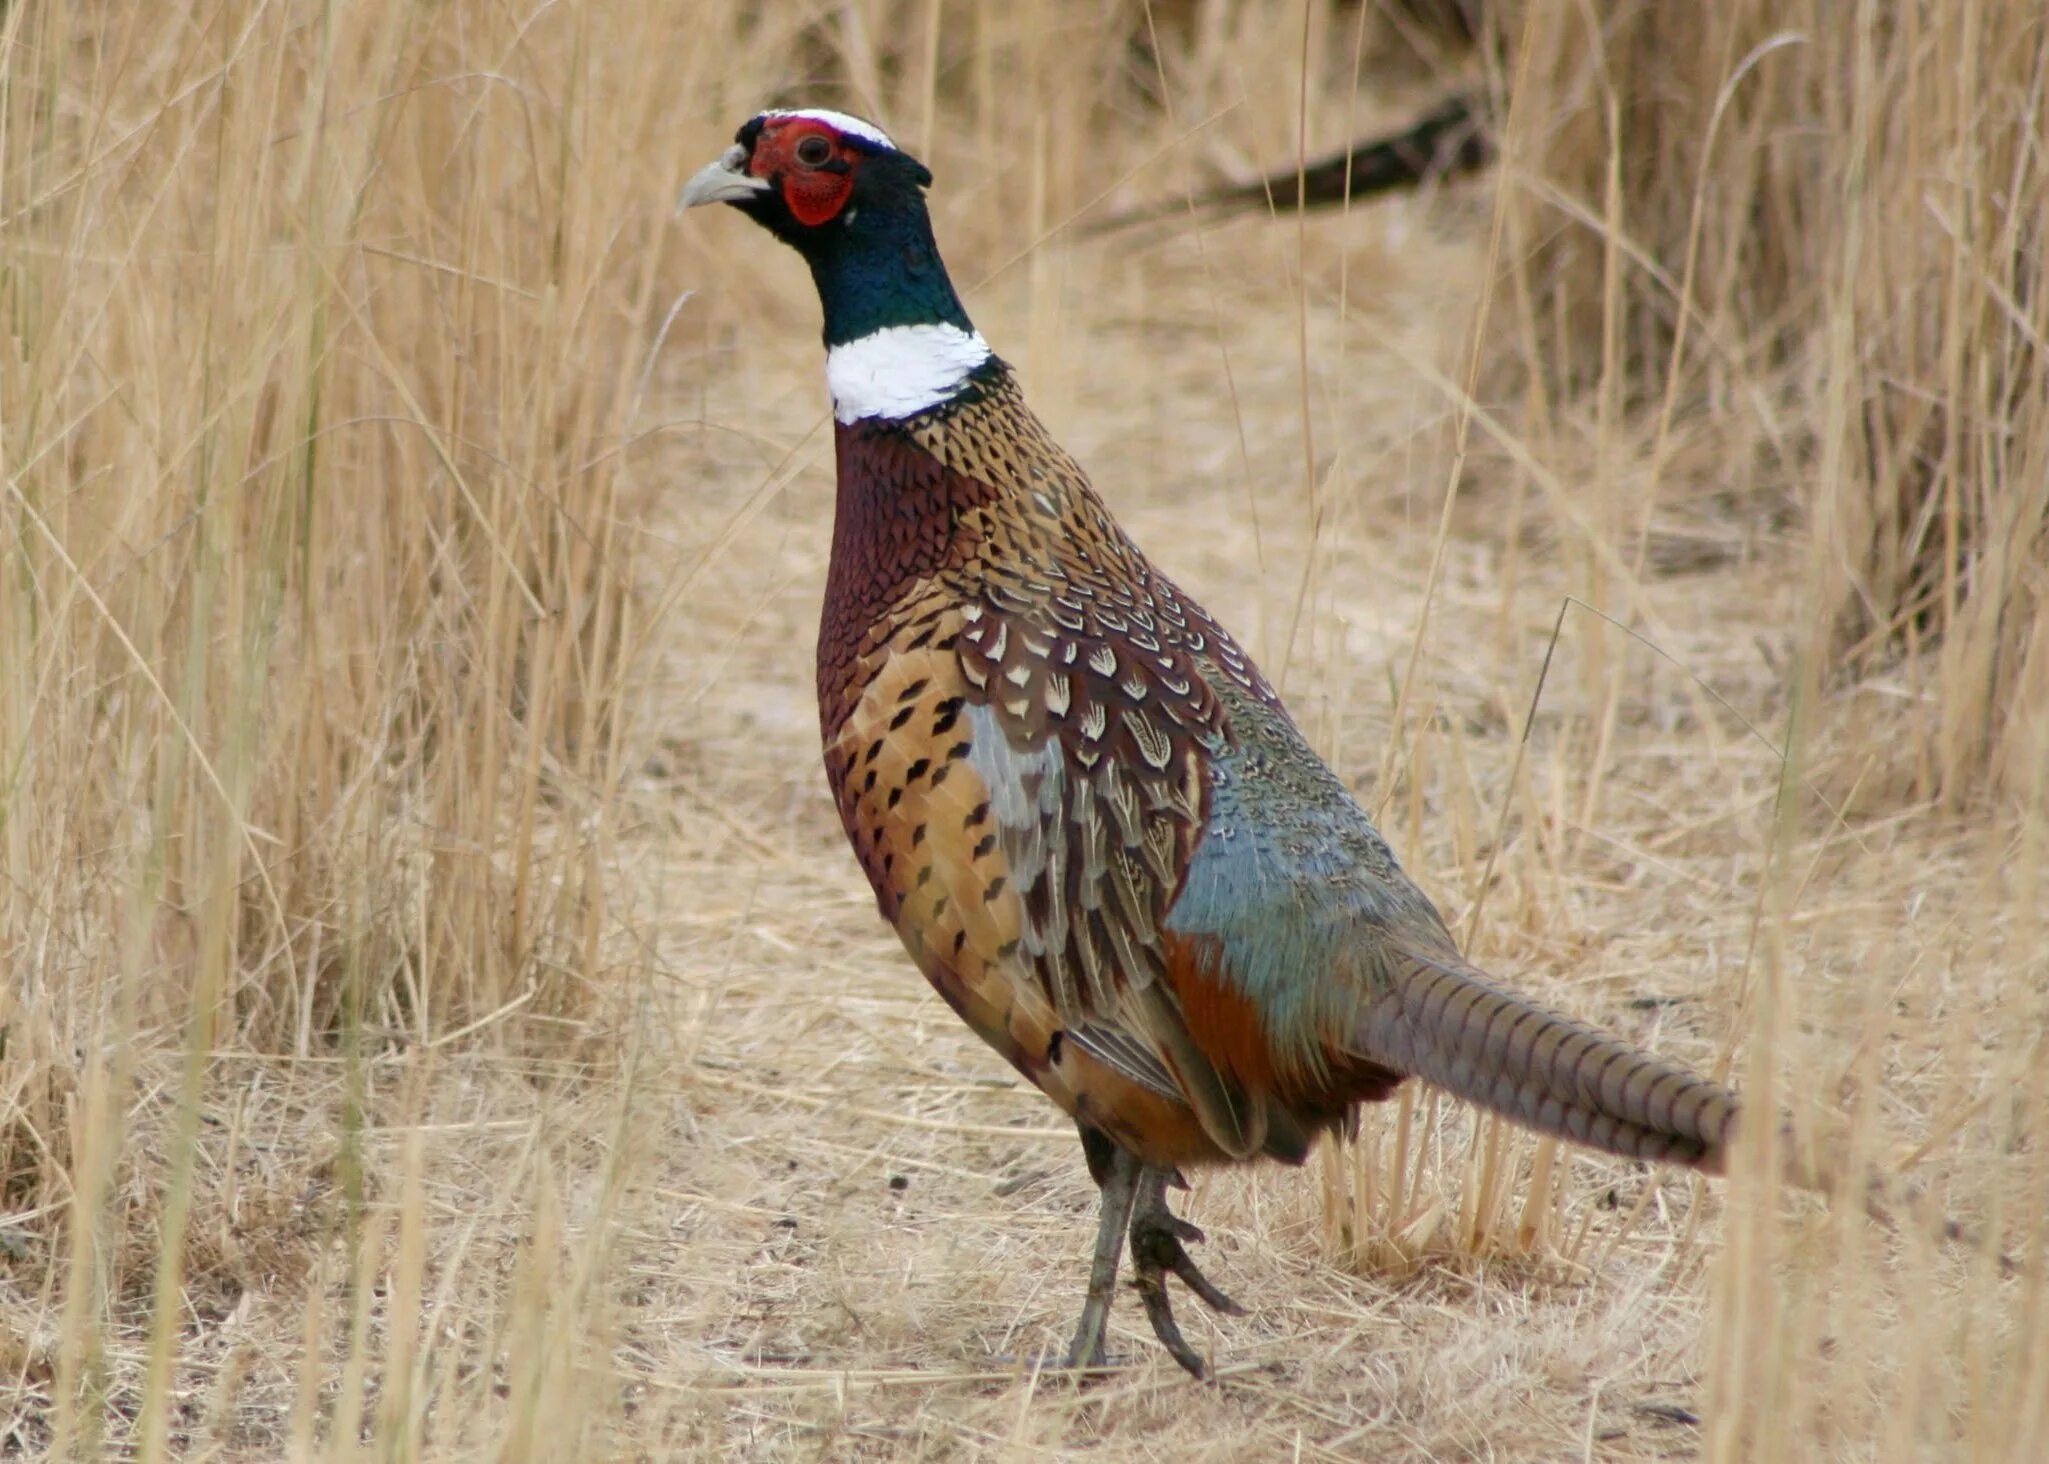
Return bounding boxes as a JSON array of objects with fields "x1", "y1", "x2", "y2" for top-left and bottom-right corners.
[{"x1": 825, "y1": 324, "x2": 991, "y2": 424}]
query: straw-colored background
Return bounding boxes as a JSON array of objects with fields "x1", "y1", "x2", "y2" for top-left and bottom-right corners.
[{"x1": 2, "y1": 2, "x2": 2043, "y2": 1458}]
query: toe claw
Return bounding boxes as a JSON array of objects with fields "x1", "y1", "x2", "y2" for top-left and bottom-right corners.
[
  {"x1": 1165, "y1": 1246, "x2": 1245, "y2": 1316},
  {"x1": 1133, "y1": 1271, "x2": 1211, "y2": 1378}
]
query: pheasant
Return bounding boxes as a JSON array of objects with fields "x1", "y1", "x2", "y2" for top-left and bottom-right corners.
[{"x1": 679, "y1": 108, "x2": 1738, "y2": 1376}]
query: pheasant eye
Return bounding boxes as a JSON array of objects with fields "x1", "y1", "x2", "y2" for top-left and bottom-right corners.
[{"x1": 794, "y1": 134, "x2": 833, "y2": 167}]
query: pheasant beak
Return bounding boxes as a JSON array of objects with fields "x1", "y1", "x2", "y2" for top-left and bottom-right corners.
[{"x1": 678, "y1": 144, "x2": 770, "y2": 210}]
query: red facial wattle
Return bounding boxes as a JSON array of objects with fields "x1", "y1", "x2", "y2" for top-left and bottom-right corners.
[
  {"x1": 749, "y1": 121, "x2": 857, "y2": 227},
  {"x1": 782, "y1": 167, "x2": 853, "y2": 227}
]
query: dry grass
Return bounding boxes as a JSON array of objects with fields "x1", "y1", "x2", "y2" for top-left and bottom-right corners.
[
  {"x1": 0, "y1": 2, "x2": 2043, "y2": 1459},
  {"x1": 1484, "y1": 0, "x2": 2049, "y2": 803}
]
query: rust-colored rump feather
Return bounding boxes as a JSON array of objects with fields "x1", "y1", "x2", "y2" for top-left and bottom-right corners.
[{"x1": 1160, "y1": 933, "x2": 1278, "y2": 1093}]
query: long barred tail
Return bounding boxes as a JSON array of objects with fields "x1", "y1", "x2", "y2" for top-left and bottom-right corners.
[{"x1": 1357, "y1": 955, "x2": 1738, "y2": 1171}]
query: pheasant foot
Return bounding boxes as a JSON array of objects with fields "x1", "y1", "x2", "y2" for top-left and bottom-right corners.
[{"x1": 1128, "y1": 1166, "x2": 1244, "y2": 1378}]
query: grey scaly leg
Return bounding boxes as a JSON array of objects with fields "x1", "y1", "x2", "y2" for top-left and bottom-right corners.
[{"x1": 1063, "y1": 1140, "x2": 1140, "y2": 1369}]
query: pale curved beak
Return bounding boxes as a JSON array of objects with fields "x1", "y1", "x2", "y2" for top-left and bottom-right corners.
[{"x1": 678, "y1": 144, "x2": 770, "y2": 211}]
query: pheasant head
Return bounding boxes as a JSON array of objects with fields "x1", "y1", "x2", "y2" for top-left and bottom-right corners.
[{"x1": 679, "y1": 109, "x2": 992, "y2": 424}]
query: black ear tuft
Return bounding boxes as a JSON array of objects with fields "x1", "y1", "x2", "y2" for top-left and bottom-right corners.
[{"x1": 910, "y1": 159, "x2": 933, "y2": 189}]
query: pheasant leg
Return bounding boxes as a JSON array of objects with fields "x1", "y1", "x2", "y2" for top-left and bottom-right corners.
[
  {"x1": 1062, "y1": 1142, "x2": 1139, "y2": 1369},
  {"x1": 1128, "y1": 1166, "x2": 1244, "y2": 1378}
]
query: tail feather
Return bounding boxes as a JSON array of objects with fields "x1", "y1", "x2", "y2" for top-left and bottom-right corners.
[
  {"x1": 1358, "y1": 954, "x2": 1738, "y2": 1172},
  {"x1": 1348, "y1": 955, "x2": 2013, "y2": 1273}
]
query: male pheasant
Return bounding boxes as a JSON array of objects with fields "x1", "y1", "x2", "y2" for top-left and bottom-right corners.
[{"x1": 680, "y1": 109, "x2": 1738, "y2": 1376}]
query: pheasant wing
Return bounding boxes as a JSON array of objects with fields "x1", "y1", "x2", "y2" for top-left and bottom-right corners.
[{"x1": 956, "y1": 587, "x2": 1276, "y2": 1158}]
